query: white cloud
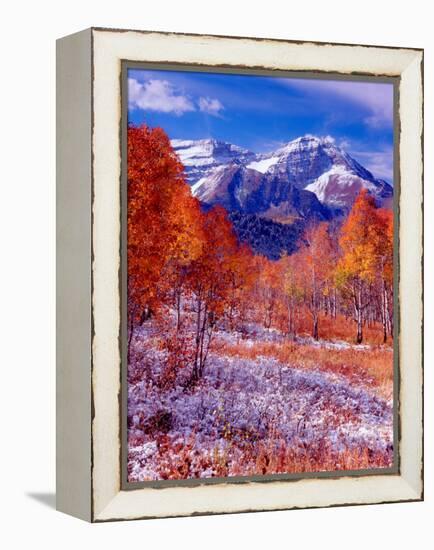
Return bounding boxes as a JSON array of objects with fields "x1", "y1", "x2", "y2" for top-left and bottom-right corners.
[
  {"x1": 128, "y1": 79, "x2": 225, "y2": 118},
  {"x1": 198, "y1": 96, "x2": 224, "y2": 116},
  {"x1": 278, "y1": 78, "x2": 394, "y2": 129},
  {"x1": 128, "y1": 78, "x2": 195, "y2": 115},
  {"x1": 327, "y1": 81, "x2": 393, "y2": 128}
]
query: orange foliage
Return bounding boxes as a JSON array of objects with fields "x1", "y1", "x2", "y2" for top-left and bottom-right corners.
[
  {"x1": 336, "y1": 190, "x2": 394, "y2": 343},
  {"x1": 127, "y1": 124, "x2": 394, "y2": 375},
  {"x1": 338, "y1": 190, "x2": 390, "y2": 283},
  {"x1": 294, "y1": 222, "x2": 337, "y2": 339},
  {"x1": 127, "y1": 125, "x2": 204, "y2": 320}
]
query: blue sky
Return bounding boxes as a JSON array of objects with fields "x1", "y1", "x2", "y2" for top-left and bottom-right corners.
[{"x1": 128, "y1": 68, "x2": 394, "y2": 183}]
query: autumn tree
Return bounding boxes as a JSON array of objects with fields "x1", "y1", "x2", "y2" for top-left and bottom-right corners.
[
  {"x1": 376, "y1": 208, "x2": 394, "y2": 342},
  {"x1": 187, "y1": 206, "x2": 240, "y2": 382},
  {"x1": 336, "y1": 190, "x2": 391, "y2": 344},
  {"x1": 252, "y1": 257, "x2": 283, "y2": 329},
  {"x1": 160, "y1": 193, "x2": 205, "y2": 330},
  {"x1": 224, "y1": 243, "x2": 255, "y2": 331},
  {"x1": 127, "y1": 125, "x2": 204, "y2": 357},
  {"x1": 297, "y1": 222, "x2": 336, "y2": 340},
  {"x1": 280, "y1": 253, "x2": 304, "y2": 340}
]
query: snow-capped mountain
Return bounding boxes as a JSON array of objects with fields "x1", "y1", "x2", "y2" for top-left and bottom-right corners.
[
  {"x1": 258, "y1": 136, "x2": 393, "y2": 209},
  {"x1": 173, "y1": 135, "x2": 393, "y2": 212},
  {"x1": 172, "y1": 135, "x2": 393, "y2": 258},
  {"x1": 171, "y1": 139, "x2": 255, "y2": 185}
]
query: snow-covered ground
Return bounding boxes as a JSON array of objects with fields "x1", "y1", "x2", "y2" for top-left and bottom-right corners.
[{"x1": 127, "y1": 324, "x2": 393, "y2": 482}]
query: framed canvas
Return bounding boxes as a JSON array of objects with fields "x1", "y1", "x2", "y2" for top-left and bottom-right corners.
[{"x1": 56, "y1": 27, "x2": 424, "y2": 522}]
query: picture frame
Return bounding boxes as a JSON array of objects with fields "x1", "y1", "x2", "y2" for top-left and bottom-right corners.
[{"x1": 56, "y1": 27, "x2": 423, "y2": 522}]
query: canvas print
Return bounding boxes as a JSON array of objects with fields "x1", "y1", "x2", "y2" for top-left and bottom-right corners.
[{"x1": 126, "y1": 68, "x2": 395, "y2": 483}]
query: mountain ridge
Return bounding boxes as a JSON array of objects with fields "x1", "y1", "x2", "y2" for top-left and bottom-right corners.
[{"x1": 172, "y1": 135, "x2": 393, "y2": 213}]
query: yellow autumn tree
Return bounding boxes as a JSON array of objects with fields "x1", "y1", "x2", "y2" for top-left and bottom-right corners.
[{"x1": 336, "y1": 190, "x2": 391, "y2": 343}]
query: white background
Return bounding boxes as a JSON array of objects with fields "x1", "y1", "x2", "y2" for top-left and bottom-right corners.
[{"x1": 0, "y1": 1, "x2": 432, "y2": 548}]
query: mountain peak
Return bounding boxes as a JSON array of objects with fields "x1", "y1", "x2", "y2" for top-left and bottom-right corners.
[
  {"x1": 171, "y1": 137, "x2": 250, "y2": 152},
  {"x1": 171, "y1": 138, "x2": 254, "y2": 185},
  {"x1": 172, "y1": 135, "x2": 392, "y2": 210},
  {"x1": 275, "y1": 135, "x2": 339, "y2": 155}
]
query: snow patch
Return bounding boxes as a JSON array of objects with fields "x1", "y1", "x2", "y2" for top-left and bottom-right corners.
[
  {"x1": 305, "y1": 166, "x2": 379, "y2": 207},
  {"x1": 247, "y1": 156, "x2": 280, "y2": 173},
  {"x1": 127, "y1": 323, "x2": 394, "y2": 482}
]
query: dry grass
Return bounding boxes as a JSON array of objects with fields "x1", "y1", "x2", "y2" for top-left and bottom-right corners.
[
  {"x1": 215, "y1": 338, "x2": 393, "y2": 399},
  {"x1": 238, "y1": 439, "x2": 391, "y2": 475},
  {"x1": 293, "y1": 312, "x2": 392, "y2": 346},
  {"x1": 138, "y1": 432, "x2": 392, "y2": 481}
]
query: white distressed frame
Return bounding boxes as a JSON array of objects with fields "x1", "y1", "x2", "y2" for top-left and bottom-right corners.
[{"x1": 57, "y1": 28, "x2": 423, "y2": 522}]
